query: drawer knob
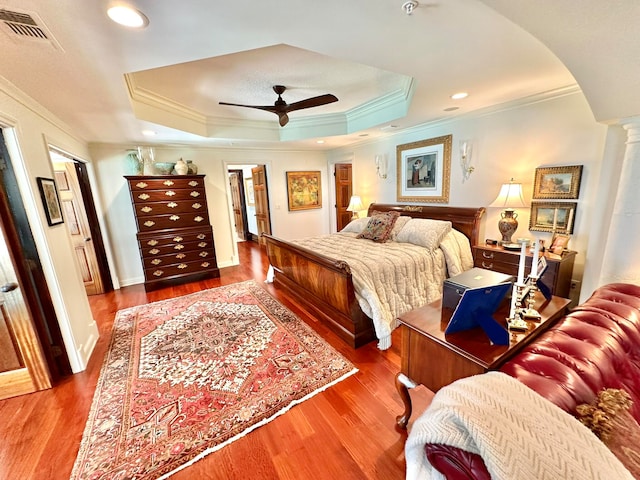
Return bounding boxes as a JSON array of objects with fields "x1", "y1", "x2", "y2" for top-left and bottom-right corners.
[
  {"x1": 176, "y1": 253, "x2": 186, "y2": 259},
  {"x1": 170, "y1": 215, "x2": 180, "y2": 221},
  {"x1": 167, "y1": 202, "x2": 178, "y2": 208},
  {"x1": 482, "y1": 261, "x2": 494, "y2": 269},
  {"x1": 194, "y1": 216, "x2": 204, "y2": 222},
  {"x1": 174, "y1": 244, "x2": 185, "y2": 250},
  {"x1": 165, "y1": 190, "x2": 176, "y2": 196},
  {"x1": 482, "y1": 251, "x2": 494, "y2": 259},
  {"x1": 192, "y1": 203, "x2": 202, "y2": 209},
  {"x1": 173, "y1": 236, "x2": 184, "y2": 242},
  {"x1": 190, "y1": 191, "x2": 201, "y2": 197},
  {"x1": 201, "y1": 262, "x2": 210, "y2": 268},
  {"x1": 141, "y1": 206, "x2": 152, "y2": 213},
  {"x1": 151, "y1": 259, "x2": 162, "y2": 265},
  {"x1": 138, "y1": 193, "x2": 150, "y2": 200},
  {"x1": 143, "y1": 220, "x2": 155, "y2": 227},
  {"x1": 147, "y1": 239, "x2": 158, "y2": 246},
  {"x1": 135, "y1": 182, "x2": 148, "y2": 189},
  {"x1": 163, "y1": 180, "x2": 174, "y2": 186},
  {"x1": 199, "y1": 251, "x2": 209, "y2": 257},
  {"x1": 178, "y1": 263, "x2": 188, "y2": 269},
  {"x1": 149, "y1": 248, "x2": 160, "y2": 255},
  {"x1": 198, "y1": 242, "x2": 207, "y2": 248},
  {"x1": 197, "y1": 234, "x2": 206, "y2": 240},
  {"x1": 188, "y1": 181, "x2": 199, "y2": 187},
  {"x1": 153, "y1": 270, "x2": 164, "y2": 277}
]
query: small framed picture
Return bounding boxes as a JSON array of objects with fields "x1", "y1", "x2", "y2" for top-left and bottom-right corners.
[
  {"x1": 36, "y1": 177, "x2": 64, "y2": 226},
  {"x1": 529, "y1": 202, "x2": 576, "y2": 234},
  {"x1": 533, "y1": 165, "x2": 583, "y2": 199},
  {"x1": 550, "y1": 234, "x2": 571, "y2": 255}
]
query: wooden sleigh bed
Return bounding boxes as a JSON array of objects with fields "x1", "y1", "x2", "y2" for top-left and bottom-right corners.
[{"x1": 263, "y1": 203, "x2": 485, "y2": 348}]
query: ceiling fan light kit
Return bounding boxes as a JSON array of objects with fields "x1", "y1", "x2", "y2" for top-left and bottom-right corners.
[{"x1": 219, "y1": 85, "x2": 338, "y2": 127}]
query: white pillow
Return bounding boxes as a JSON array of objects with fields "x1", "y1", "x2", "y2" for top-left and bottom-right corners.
[
  {"x1": 340, "y1": 217, "x2": 370, "y2": 233},
  {"x1": 395, "y1": 218, "x2": 452, "y2": 249},
  {"x1": 389, "y1": 215, "x2": 411, "y2": 241}
]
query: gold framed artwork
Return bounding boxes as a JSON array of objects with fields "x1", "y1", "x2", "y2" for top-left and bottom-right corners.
[
  {"x1": 396, "y1": 134, "x2": 451, "y2": 203},
  {"x1": 533, "y1": 165, "x2": 583, "y2": 199},
  {"x1": 529, "y1": 202, "x2": 576, "y2": 234},
  {"x1": 36, "y1": 177, "x2": 64, "y2": 226},
  {"x1": 286, "y1": 171, "x2": 322, "y2": 211},
  {"x1": 244, "y1": 178, "x2": 255, "y2": 206}
]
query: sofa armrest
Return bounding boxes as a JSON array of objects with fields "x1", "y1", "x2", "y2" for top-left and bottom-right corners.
[{"x1": 424, "y1": 444, "x2": 491, "y2": 480}]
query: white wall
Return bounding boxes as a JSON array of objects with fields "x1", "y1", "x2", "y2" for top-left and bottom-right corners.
[
  {"x1": 330, "y1": 90, "x2": 607, "y2": 294},
  {"x1": 0, "y1": 78, "x2": 98, "y2": 373}
]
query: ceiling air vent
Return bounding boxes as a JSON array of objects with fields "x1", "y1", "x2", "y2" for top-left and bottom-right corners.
[{"x1": 0, "y1": 8, "x2": 60, "y2": 48}]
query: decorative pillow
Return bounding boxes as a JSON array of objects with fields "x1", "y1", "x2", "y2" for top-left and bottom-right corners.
[
  {"x1": 356, "y1": 211, "x2": 400, "y2": 243},
  {"x1": 340, "y1": 217, "x2": 370, "y2": 233},
  {"x1": 395, "y1": 218, "x2": 452, "y2": 250},
  {"x1": 576, "y1": 388, "x2": 640, "y2": 478}
]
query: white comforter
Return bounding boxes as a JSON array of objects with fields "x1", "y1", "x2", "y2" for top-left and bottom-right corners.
[{"x1": 291, "y1": 231, "x2": 470, "y2": 349}]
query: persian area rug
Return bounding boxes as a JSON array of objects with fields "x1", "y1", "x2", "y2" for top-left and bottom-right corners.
[{"x1": 70, "y1": 280, "x2": 357, "y2": 480}]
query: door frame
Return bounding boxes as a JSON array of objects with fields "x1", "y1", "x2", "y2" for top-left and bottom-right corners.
[
  {"x1": 48, "y1": 147, "x2": 117, "y2": 292},
  {"x1": 327, "y1": 153, "x2": 354, "y2": 233},
  {"x1": 228, "y1": 169, "x2": 250, "y2": 242},
  {"x1": 224, "y1": 162, "x2": 271, "y2": 265}
]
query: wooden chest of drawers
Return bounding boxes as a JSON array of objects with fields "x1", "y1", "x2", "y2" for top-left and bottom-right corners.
[
  {"x1": 472, "y1": 244, "x2": 576, "y2": 298},
  {"x1": 125, "y1": 174, "x2": 219, "y2": 290}
]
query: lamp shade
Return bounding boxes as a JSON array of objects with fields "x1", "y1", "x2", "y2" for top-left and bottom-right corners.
[
  {"x1": 346, "y1": 195, "x2": 365, "y2": 212},
  {"x1": 489, "y1": 180, "x2": 526, "y2": 209}
]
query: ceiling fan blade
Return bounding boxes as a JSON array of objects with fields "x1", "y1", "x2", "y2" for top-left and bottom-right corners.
[
  {"x1": 278, "y1": 113, "x2": 289, "y2": 127},
  {"x1": 218, "y1": 101, "x2": 278, "y2": 114},
  {"x1": 285, "y1": 94, "x2": 338, "y2": 113}
]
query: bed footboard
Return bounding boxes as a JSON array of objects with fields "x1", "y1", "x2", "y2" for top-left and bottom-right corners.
[{"x1": 263, "y1": 233, "x2": 375, "y2": 348}]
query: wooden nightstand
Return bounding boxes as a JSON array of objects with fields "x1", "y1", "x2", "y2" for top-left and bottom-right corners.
[
  {"x1": 395, "y1": 293, "x2": 570, "y2": 429},
  {"x1": 472, "y1": 244, "x2": 576, "y2": 298}
]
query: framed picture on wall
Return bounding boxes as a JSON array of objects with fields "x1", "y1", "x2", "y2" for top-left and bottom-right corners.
[
  {"x1": 244, "y1": 178, "x2": 255, "y2": 206},
  {"x1": 286, "y1": 171, "x2": 322, "y2": 211},
  {"x1": 529, "y1": 202, "x2": 576, "y2": 234},
  {"x1": 36, "y1": 177, "x2": 64, "y2": 226},
  {"x1": 396, "y1": 134, "x2": 451, "y2": 203},
  {"x1": 533, "y1": 165, "x2": 583, "y2": 199}
]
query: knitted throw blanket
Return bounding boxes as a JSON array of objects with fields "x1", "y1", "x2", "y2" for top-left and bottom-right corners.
[{"x1": 405, "y1": 372, "x2": 633, "y2": 480}]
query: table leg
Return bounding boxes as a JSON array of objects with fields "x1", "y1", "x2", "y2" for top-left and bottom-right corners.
[{"x1": 395, "y1": 372, "x2": 418, "y2": 429}]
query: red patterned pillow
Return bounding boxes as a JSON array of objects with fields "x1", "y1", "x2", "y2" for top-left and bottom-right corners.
[{"x1": 356, "y1": 211, "x2": 400, "y2": 243}]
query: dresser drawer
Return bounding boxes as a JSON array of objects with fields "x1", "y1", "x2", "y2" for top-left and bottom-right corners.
[
  {"x1": 140, "y1": 240, "x2": 215, "y2": 259},
  {"x1": 145, "y1": 259, "x2": 217, "y2": 280},
  {"x1": 135, "y1": 211, "x2": 210, "y2": 232},
  {"x1": 142, "y1": 247, "x2": 216, "y2": 268},
  {"x1": 131, "y1": 188, "x2": 206, "y2": 203},
  {"x1": 138, "y1": 227, "x2": 213, "y2": 249},
  {"x1": 474, "y1": 248, "x2": 518, "y2": 266},
  {"x1": 133, "y1": 199, "x2": 207, "y2": 217},
  {"x1": 128, "y1": 176, "x2": 205, "y2": 191}
]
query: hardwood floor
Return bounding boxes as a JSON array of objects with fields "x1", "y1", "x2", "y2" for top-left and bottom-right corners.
[{"x1": 0, "y1": 241, "x2": 434, "y2": 480}]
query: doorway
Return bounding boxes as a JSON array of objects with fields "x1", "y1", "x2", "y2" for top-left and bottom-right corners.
[
  {"x1": 226, "y1": 164, "x2": 268, "y2": 244},
  {"x1": 50, "y1": 150, "x2": 113, "y2": 295},
  {"x1": 0, "y1": 130, "x2": 72, "y2": 399},
  {"x1": 335, "y1": 163, "x2": 353, "y2": 231}
]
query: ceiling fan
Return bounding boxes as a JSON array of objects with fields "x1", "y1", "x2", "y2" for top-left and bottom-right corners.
[{"x1": 219, "y1": 85, "x2": 338, "y2": 127}]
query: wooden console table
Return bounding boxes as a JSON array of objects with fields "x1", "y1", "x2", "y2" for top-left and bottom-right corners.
[{"x1": 395, "y1": 292, "x2": 570, "y2": 428}]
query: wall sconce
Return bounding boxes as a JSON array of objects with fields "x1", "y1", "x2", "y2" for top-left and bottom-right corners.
[
  {"x1": 375, "y1": 154, "x2": 388, "y2": 179},
  {"x1": 346, "y1": 195, "x2": 365, "y2": 220},
  {"x1": 460, "y1": 140, "x2": 474, "y2": 183},
  {"x1": 489, "y1": 178, "x2": 526, "y2": 247}
]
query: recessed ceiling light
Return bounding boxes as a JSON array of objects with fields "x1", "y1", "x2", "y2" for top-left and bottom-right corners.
[
  {"x1": 316, "y1": 140, "x2": 325, "y2": 144},
  {"x1": 107, "y1": 5, "x2": 149, "y2": 28},
  {"x1": 142, "y1": 129, "x2": 156, "y2": 136},
  {"x1": 451, "y1": 92, "x2": 468, "y2": 100}
]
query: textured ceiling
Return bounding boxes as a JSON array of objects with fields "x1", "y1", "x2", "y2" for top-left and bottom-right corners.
[{"x1": 1, "y1": 0, "x2": 635, "y2": 150}]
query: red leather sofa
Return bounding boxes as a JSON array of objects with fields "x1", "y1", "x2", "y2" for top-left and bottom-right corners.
[{"x1": 422, "y1": 283, "x2": 640, "y2": 479}]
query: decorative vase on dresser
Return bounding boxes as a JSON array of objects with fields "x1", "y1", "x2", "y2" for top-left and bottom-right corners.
[{"x1": 125, "y1": 174, "x2": 220, "y2": 290}]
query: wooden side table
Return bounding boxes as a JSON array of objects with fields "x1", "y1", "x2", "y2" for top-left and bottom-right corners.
[
  {"x1": 395, "y1": 292, "x2": 570, "y2": 428},
  {"x1": 472, "y1": 244, "x2": 576, "y2": 298}
]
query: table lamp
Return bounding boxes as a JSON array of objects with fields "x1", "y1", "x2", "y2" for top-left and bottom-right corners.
[
  {"x1": 346, "y1": 195, "x2": 365, "y2": 220},
  {"x1": 489, "y1": 179, "x2": 526, "y2": 248}
]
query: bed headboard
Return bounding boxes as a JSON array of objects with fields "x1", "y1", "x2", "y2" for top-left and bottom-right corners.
[{"x1": 367, "y1": 203, "x2": 485, "y2": 246}]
